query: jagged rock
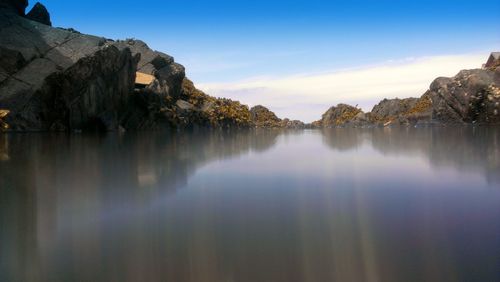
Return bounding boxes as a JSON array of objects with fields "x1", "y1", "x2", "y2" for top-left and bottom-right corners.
[
  {"x1": 26, "y1": 2, "x2": 51, "y2": 26},
  {"x1": 113, "y1": 39, "x2": 184, "y2": 99},
  {"x1": 0, "y1": 7, "x2": 135, "y2": 131},
  {"x1": 0, "y1": 0, "x2": 28, "y2": 15},
  {"x1": 7, "y1": 46, "x2": 138, "y2": 131},
  {"x1": 0, "y1": 3, "x2": 268, "y2": 131},
  {"x1": 428, "y1": 68, "x2": 500, "y2": 124}
]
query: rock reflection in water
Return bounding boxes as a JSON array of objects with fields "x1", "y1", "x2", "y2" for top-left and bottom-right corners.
[
  {"x1": 322, "y1": 127, "x2": 500, "y2": 183},
  {"x1": 0, "y1": 128, "x2": 499, "y2": 282}
]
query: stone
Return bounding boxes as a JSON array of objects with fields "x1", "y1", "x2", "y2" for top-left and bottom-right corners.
[
  {"x1": 26, "y1": 2, "x2": 51, "y2": 26},
  {"x1": 428, "y1": 68, "x2": 500, "y2": 124},
  {"x1": 316, "y1": 104, "x2": 364, "y2": 128},
  {"x1": 176, "y1": 100, "x2": 194, "y2": 111}
]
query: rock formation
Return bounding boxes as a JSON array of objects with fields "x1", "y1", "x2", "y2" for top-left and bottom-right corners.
[
  {"x1": 427, "y1": 69, "x2": 500, "y2": 124},
  {"x1": 313, "y1": 63, "x2": 499, "y2": 128},
  {"x1": 1, "y1": 0, "x2": 498, "y2": 132},
  {"x1": 313, "y1": 104, "x2": 367, "y2": 128},
  {"x1": 250, "y1": 105, "x2": 305, "y2": 128},
  {"x1": 0, "y1": 0, "x2": 263, "y2": 131},
  {"x1": 26, "y1": 2, "x2": 51, "y2": 26}
]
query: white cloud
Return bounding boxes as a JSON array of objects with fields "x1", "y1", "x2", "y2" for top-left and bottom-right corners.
[{"x1": 197, "y1": 53, "x2": 487, "y2": 122}]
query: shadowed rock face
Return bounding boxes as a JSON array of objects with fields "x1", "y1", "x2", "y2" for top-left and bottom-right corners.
[
  {"x1": 0, "y1": 4, "x2": 138, "y2": 131},
  {"x1": 26, "y1": 2, "x2": 51, "y2": 26},
  {"x1": 0, "y1": 0, "x2": 27, "y2": 16}
]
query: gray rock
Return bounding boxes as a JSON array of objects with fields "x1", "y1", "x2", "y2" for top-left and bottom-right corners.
[
  {"x1": 26, "y1": 2, "x2": 51, "y2": 26},
  {"x1": 370, "y1": 98, "x2": 419, "y2": 123},
  {"x1": 176, "y1": 100, "x2": 194, "y2": 111},
  {"x1": 0, "y1": 8, "x2": 139, "y2": 131},
  {"x1": 428, "y1": 68, "x2": 500, "y2": 124},
  {"x1": 317, "y1": 104, "x2": 364, "y2": 128}
]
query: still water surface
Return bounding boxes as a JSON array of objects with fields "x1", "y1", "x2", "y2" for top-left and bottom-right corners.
[{"x1": 1, "y1": 128, "x2": 499, "y2": 282}]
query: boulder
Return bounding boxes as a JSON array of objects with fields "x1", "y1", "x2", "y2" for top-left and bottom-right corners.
[
  {"x1": 428, "y1": 68, "x2": 500, "y2": 124},
  {"x1": 26, "y1": 2, "x2": 51, "y2": 26},
  {"x1": 250, "y1": 105, "x2": 282, "y2": 128},
  {"x1": 317, "y1": 104, "x2": 364, "y2": 128}
]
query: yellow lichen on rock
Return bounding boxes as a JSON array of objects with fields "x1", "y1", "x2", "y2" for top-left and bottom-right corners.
[{"x1": 0, "y1": 110, "x2": 10, "y2": 131}]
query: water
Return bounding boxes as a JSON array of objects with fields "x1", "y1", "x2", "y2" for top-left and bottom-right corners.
[{"x1": 1, "y1": 128, "x2": 499, "y2": 282}]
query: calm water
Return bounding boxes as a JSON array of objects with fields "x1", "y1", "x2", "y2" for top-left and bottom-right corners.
[{"x1": 1, "y1": 128, "x2": 499, "y2": 282}]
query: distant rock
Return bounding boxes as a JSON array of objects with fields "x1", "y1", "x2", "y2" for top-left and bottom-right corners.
[
  {"x1": 280, "y1": 118, "x2": 305, "y2": 129},
  {"x1": 313, "y1": 104, "x2": 366, "y2": 128},
  {"x1": 250, "y1": 105, "x2": 305, "y2": 128},
  {"x1": 26, "y1": 2, "x2": 51, "y2": 26},
  {"x1": 370, "y1": 96, "x2": 433, "y2": 126},
  {"x1": 250, "y1": 105, "x2": 282, "y2": 128},
  {"x1": 314, "y1": 57, "x2": 499, "y2": 127}
]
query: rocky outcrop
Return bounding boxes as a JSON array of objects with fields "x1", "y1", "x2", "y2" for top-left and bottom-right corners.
[
  {"x1": 370, "y1": 95, "x2": 433, "y2": 126},
  {"x1": 313, "y1": 104, "x2": 367, "y2": 128},
  {"x1": 250, "y1": 105, "x2": 305, "y2": 128},
  {"x1": 314, "y1": 65, "x2": 499, "y2": 128},
  {"x1": 0, "y1": 3, "x2": 139, "y2": 131},
  {"x1": 427, "y1": 68, "x2": 500, "y2": 124},
  {"x1": 250, "y1": 105, "x2": 281, "y2": 127},
  {"x1": 26, "y1": 2, "x2": 51, "y2": 26},
  {"x1": 0, "y1": 0, "x2": 267, "y2": 131}
]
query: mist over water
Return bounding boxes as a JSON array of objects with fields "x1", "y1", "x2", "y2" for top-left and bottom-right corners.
[{"x1": 1, "y1": 128, "x2": 499, "y2": 282}]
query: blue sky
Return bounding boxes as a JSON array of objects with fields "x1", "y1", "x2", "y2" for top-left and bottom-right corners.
[{"x1": 34, "y1": 0, "x2": 500, "y2": 121}]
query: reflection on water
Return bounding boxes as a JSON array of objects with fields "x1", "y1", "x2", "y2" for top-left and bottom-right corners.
[{"x1": 0, "y1": 128, "x2": 499, "y2": 282}]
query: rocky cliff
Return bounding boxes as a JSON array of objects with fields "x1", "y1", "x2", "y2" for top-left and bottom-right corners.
[
  {"x1": 313, "y1": 65, "x2": 500, "y2": 128},
  {"x1": 0, "y1": 0, "x2": 274, "y2": 131}
]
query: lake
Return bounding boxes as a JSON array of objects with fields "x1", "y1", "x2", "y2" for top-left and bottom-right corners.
[{"x1": 1, "y1": 128, "x2": 499, "y2": 282}]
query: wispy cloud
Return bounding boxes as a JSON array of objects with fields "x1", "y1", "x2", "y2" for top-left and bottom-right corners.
[{"x1": 197, "y1": 53, "x2": 487, "y2": 122}]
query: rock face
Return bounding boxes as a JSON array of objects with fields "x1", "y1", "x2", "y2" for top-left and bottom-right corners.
[
  {"x1": 26, "y1": 2, "x2": 51, "y2": 26},
  {"x1": 428, "y1": 68, "x2": 500, "y2": 124},
  {"x1": 0, "y1": 3, "x2": 138, "y2": 131},
  {"x1": 0, "y1": 0, "x2": 268, "y2": 131},
  {"x1": 370, "y1": 96, "x2": 433, "y2": 126}
]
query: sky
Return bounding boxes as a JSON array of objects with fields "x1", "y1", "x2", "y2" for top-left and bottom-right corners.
[{"x1": 34, "y1": 0, "x2": 500, "y2": 122}]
